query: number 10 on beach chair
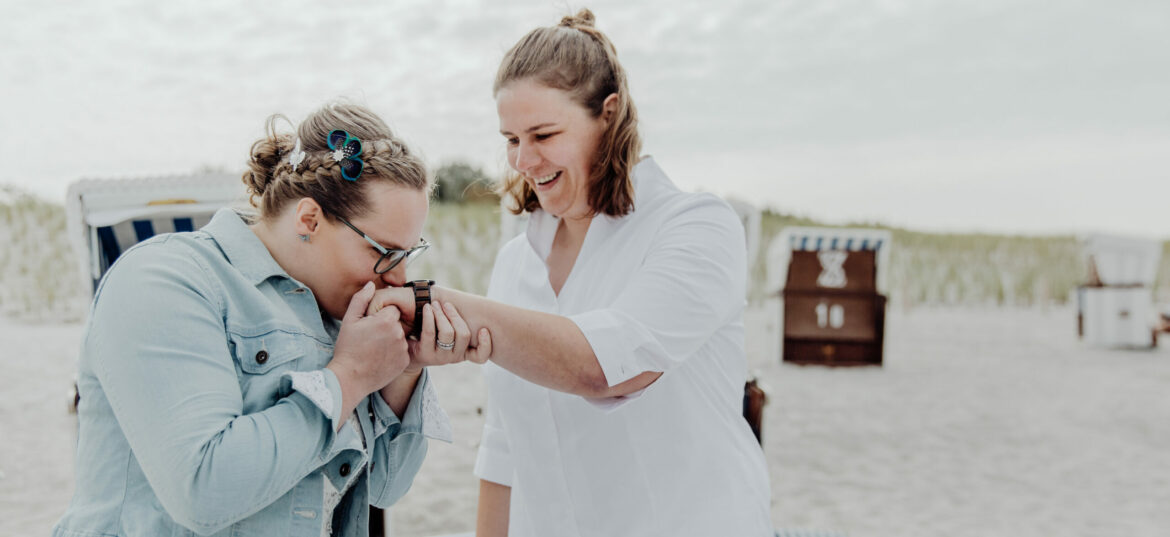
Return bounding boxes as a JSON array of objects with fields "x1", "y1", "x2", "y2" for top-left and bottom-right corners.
[{"x1": 770, "y1": 227, "x2": 892, "y2": 366}]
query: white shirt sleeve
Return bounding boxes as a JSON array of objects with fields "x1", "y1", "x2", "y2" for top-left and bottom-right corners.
[
  {"x1": 569, "y1": 195, "x2": 747, "y2": 389},
  {"x1": 473, "y1": 365, "x2": 514, "y2": 486}
]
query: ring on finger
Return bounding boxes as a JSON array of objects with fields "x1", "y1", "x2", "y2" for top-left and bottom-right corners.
[{"x1": 436, "y1": 339, "x2": 456, "y2": 350}]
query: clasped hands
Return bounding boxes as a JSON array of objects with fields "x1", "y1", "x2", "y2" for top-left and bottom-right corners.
[
  {"x1": 328, "y1": 282, "x2": 490, "y2": 423},
  {"x1": 366, "y1": 285, "x2": 492, "y2": 371}
]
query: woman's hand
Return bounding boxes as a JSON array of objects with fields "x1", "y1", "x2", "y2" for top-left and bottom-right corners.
[
  {"x1": 368, "y1": 286, "x2": 422, "y2": 339},
  {"x1": 368, "y1": 286, "x2": 415, "y2": 320},
  {"x1": 407, "y1": 301, "x2": 492, "y2": 370},
  {"x1": 328, "y1": 282, "x2": 411, "y2": 419}
]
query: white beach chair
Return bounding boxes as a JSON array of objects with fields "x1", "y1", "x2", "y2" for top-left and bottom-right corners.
[
  {"x1": 64, "y1": 174, "x2": 246, "y2": 412},
  {"x1": 66, "y1": 174, "x2": 247, "y2": 296},
  {"x1": 63, "y1": 174, "x2": 398, "y2": 537},
  {"x1": 1078, "y1": 233, "x2": 1161, "y2": 348}
]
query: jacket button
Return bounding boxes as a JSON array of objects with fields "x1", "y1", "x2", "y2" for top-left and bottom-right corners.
[
  {"x1": 255, "y1": 350, "x2": 268, "y2": 364},
  {"x1": 339, "y1": 463, "x2": 351, "y2": 477}
]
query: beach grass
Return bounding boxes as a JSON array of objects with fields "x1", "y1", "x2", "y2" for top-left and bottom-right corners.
[{"x1": 1, "y1": 186, "x2": 1166, "y2": 322}]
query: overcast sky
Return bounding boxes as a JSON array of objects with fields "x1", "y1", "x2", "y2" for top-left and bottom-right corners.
[{"x1": 2, "y1": 0, "x2": 1167, "y2": 238}]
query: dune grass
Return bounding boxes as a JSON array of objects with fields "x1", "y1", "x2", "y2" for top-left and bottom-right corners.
[
  {"x1": 1, "y1": 186, "x2": 1166, "y2": 321},
  {"x1": 0, "y1": 186, "x2": 88, "y2": 321}
]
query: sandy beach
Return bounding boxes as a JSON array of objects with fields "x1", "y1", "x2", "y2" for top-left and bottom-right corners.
[{"x1": 3, "y1": 303, "x2": 1168, "y2": 537}]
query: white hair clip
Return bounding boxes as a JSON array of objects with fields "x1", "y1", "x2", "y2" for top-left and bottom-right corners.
[{"x1": 288, "y1": 138, "x2": 306, "y2": 171}]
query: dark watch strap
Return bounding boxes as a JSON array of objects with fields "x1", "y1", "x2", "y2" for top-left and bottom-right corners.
[{"x1": 405, "y1": 280, "x2": 435, "y2": 340}]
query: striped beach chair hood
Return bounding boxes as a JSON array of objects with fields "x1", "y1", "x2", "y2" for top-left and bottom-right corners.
[
  {"x1": 66, "y1": 174, "x2": 247, "y2": 295},
  {"x1": 765, "y1": 226, "x2": 893, "y2": 294}
]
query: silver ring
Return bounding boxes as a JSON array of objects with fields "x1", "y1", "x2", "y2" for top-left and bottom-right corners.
[{"x1": 436, "y1": 339, "x2": 455, "y2": 351}]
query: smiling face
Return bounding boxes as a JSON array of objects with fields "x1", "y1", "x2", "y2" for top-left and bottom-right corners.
[
  {"x1": 301, "y1": 181, "x2": 429, "y2": 320},
  {"x1": 497, "y1": 78, "x2": 611, "y2": 221}
]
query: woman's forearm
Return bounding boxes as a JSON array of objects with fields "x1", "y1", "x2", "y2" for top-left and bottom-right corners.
[
  {"x1": 432, "y1": 286, "x2": 605, "y2": 394},
  {"x1": 477, "y1": 479, "x2": 512, "y2": 537},
  {"x1": 431, "y1": 286, "x2": 660, "y2": 397}
]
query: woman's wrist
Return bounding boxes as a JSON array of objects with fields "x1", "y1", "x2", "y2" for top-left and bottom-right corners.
[
  {"x1": 384, "y1": 366, "x2": 423, "y2": 391},
  {"x1": 402, "y1": 364, "x2": 425, "y2": 375},
  {"x1": 379, "y1": 367, "x2": 424, "y2": 416},
  {"x1": 326, "y1": 362, "x2": 367, "y2": 426}
]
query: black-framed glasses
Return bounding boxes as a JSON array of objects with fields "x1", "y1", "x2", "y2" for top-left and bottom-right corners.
[{"x1": 337, "y1": 216, "x2": 430, "y2": 274}]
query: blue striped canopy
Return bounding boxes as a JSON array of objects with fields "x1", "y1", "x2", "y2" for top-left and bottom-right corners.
[
  {"x1": 789, "y1": 234, "x2": 886, "y2": 252},
  {"x1": 93, "y1": 213, "x2": 217, "y2": 285}
]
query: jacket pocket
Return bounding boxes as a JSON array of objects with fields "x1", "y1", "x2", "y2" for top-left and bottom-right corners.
[
  {"x1": 230, "y1": 329, "x2": 306, "y2": 375},
  {"x1": 228, "y1": 328, "x2": 314, "y2": 414}
]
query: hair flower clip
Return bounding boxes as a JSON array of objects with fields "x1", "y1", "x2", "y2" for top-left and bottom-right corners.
[
  {"x1": 288, "y1": 138, "x2": 306, "y2": 171},
  {"x1": 327, "y1": 130, "x2": 365, "y2": 181}
]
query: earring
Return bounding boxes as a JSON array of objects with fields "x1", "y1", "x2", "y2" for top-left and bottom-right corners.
[{"x1": 299, "y1": 234, "x2": 310, "y2": 243}]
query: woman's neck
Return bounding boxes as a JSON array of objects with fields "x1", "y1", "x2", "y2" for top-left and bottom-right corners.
[
  {"x1": 547, "y1": 215, "x2": 592, "y2": 295},
  {"x1": 250, "y1": 219, "x2": 300, "y2": 280},
  {"x1": 556, "y1": 212, "x2": 593, "y2": 243}
]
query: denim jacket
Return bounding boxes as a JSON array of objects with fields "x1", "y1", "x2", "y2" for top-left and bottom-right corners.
[{"x1": 53, "y1": 209, "x2": 450, "y2": 537}]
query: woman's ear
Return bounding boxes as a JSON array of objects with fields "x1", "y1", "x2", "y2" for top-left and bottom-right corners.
[
  {"x1": 601, "y1": 93, "x2": 619, "y2": 124},
  {"x1": 293, "y1": 197, "x2": 323, "y2": 237}
]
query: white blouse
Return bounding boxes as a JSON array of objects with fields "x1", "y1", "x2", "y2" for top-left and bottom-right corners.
[{"x1": 474, "y1": 158, "x2": 773, "y2": 537}]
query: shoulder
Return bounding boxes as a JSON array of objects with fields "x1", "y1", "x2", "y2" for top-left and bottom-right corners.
[
  {"x1": 111, "y1": 232, "x2": 219, "y2": 277},
  {"x1": 498, "y1": 231, "x2": 529, "y2": 259},
  {"x1": 631, "y1": 158, "x2": 740, "y2": 228},
  {"x1": 668, "y1": 190, "x2": 739, "y2": 222},
  {"x1": 491, "y1": 232, "x2": 531, "y2": 274},
  {"x1": 488, "y1": 232, "x2": 530, "y2": 287},
  {"x1": 95, "y1": 232, "x2": 225, "y2": 306},
  {"x1": 637, "y1": 187, "x2": 743, "y2": 242}
]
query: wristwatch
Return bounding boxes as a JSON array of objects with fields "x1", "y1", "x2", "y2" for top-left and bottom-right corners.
[{"x1": 404, "y1": 279, "x2": 435, "y2": 340}]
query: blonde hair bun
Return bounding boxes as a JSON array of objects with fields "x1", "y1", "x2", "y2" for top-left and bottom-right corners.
[{"x1": 559, "y1": 8, "x2": 596, "y2": 28}]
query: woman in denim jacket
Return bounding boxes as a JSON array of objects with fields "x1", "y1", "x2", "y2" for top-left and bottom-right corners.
[{"x1": 53, "y1": 102, "x2": 489, "y2": 537}]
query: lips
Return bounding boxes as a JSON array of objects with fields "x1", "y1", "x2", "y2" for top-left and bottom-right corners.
[{"x1": 532, "y1": 171, "x2": 561, "y2": 190}]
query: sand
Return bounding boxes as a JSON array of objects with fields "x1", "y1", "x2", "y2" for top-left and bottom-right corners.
[{"x1": 3, "y1": 303, "x2": 1168, "y2": 537}]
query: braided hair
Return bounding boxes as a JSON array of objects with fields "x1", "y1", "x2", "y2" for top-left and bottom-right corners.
[{"x1": 242, "y1": 102, "x2": 429, "y2": 221}]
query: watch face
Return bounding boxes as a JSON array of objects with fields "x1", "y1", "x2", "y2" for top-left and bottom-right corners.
[{"x1": 408, "y1": 280, "x2": 433, "y2": 340}]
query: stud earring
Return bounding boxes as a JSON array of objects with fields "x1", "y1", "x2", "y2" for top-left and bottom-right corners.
[{"x1": 299, "y1": 234, "x2": 310, "y2": 243}]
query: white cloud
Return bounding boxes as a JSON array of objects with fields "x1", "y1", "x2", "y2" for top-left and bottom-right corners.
[{"x1": 0, "y1": 0, "x2": 1167, "y2": 237}]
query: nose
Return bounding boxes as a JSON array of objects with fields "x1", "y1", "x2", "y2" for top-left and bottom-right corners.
[
  {"x1": 379, "y1": 262, "x2": 407, "y2": 287},
  {"x1": 511, "y1": 140, "x2": 541, "y2": 175}
]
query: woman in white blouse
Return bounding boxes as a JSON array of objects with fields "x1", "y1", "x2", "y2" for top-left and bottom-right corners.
[{"x1": 370, "y1": 9, "x2": 773, "y2": 536}]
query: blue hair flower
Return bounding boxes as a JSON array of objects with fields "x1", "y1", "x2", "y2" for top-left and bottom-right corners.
[{"x1": 327, "y1": 130, "x2": 365, "y2": 181}]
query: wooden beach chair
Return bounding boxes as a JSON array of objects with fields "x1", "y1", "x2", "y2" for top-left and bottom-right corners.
[{"x1": 770, "y1": 227, "x2": 892, "y2": 367}]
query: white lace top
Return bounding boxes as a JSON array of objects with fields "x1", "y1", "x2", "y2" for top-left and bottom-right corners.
[{"x1": 286, "y1": 368, "x2": 452, "y2": 536}]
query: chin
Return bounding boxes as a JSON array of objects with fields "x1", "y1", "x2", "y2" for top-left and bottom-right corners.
[{"x1": 535, "y1": 197, "x2": 566, "y2": 217}]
